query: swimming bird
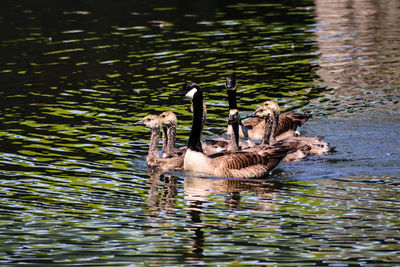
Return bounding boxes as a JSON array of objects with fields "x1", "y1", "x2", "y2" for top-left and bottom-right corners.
[
  {"x1": 170, "y1": 82, "x2": 292, "y2": 179},
  {"x1": 225, "y1": 74, "x2": 260, "y2": 139},
  {"x1": 262, "y1": 100, "x2": 312, "y2": 137},
  {"x1": 135, "y1": 114, "x2": 184, "y2": 171},
  {"x1": 159, "y1": 111, "x2": 186, "y2": 158},
  {"x1": 249, "y1": 105, "x2": 329, "y2": 161}
]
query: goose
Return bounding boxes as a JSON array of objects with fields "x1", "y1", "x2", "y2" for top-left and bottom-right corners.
[
  {"x1": 263, "y1": 100, "x2": 312, "y2": 137},
  {"x1": 135, "y1": 114, "x2": 184, "y2": 171},
  {"x1": 239, "y1": 101, "x2": 312, "y2": 140},
  {"x1": 159, "y1": 111, "x2": 186, "y2": 158},
  {"x1": 170, "y1": 82, "x2": 292, "y2": 179},
  {"x1": 225, "y1": 74, "x2": 311, "y2": 139},
  {"x1": 225, "y1": 74, "x2": 260, "y2": 139},
  {"x1": 249, "y1": 105, "x2": 329, "y2": 161}
]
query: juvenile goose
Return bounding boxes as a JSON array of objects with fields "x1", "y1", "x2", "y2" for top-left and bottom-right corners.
[
  {"x1": 159, "y1": 111, "x2": 186, "y2": 158},
  {"x1": 241, "y1": 101, "x2": 312, "y2": 140},
  {"x1": 170, "y1": 82, "x2": 292, "y2": 179},
  {"x1": 247, "y1": 106, "x2": 310, "y2": 162},
  {"x1": 135, "y1": 114, "x2": 184, "y2": 171},
  {"x1": 263, "y1": 100, "x2": 312, "y2": 136},
  {"x1": 249, "y1": 105, "x2": 329, "y2": 161}
]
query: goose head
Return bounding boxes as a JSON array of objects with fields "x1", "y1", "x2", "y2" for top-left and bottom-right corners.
[
  {"x1": 262, "y1": 100, "x2": 280, "y2": 115},
  {"x1": 171, "y1": 82, "x2": 202, "y2": 100},
  {"x1": 225, "y1": 74, "x2": 237, "y2": 91},
  {"x1": 159, "y1": 111, "x2": 177, "y2": 128},
  {"x1": 134, "y1": 114, "x2": 160, "y2": 130},
  {"x1": 228, "y1": 108, "x2": 240, "y2": 124},
  {"x1": 249, "y1": 105, "x2": 274, "y2": 119}
]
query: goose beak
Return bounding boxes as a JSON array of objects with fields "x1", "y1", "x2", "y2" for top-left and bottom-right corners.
[
  {"x1": 248, "y1": 110, "x2": 258, "y2": 117},
  {"x1": 225, "y1": 74, "x2": 237, "y2": 90},
  {"x1": 225, "y1": 80, "x2": 237, "y2": 90},
  {"x1": 134, "y1": 119, "x2": 144, "y2": 126}
]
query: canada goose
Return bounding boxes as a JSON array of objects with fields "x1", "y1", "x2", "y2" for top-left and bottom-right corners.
[
  {"x1": 224, "y1": 74, "x2": 310, "y2": 140},
  {"x1": 225, "y1": 74, "x2": 260, "y2": 139},
  {"x1": 226, "y1": 108, "x2": 240, "y2": 152},
  {"x1": 170, "y1": 82, "x2": 292, "y2": 179},
  {"x1": 135, "y1": 114, "x2": 184, "y2": 171},
  {"x1": 159, "y1": 111, "x2": 187, "y2": 159},
  {"x1": 241, "y1": 101, "x2": 312, "y2": 141},
  {"x1": 249, "y1": 105, "x2": 329, "y2": 161},
  {"x1": 263, "y1": 100, "x2": 312, "y2": 136}
]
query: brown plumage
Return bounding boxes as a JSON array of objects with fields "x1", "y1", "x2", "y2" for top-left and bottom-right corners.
[
  {"x1": 171, "y1": 82, "x2": 292, "y2": 179},
  {"x1": 263, "y1": 100, "x2": 311, "y2": 137},
  {"x1": 229, "y1": 100, "x2": 312, "y2": 140},
  {"x1": 159, "y1": 111, "x2": 186, "y2": 158},
  {"x1": 224, "y1": 75, "x2": 310, "y2": 140},
  {"x1": 135, "y1": 114, "x2": 184, "y2": 171},
  {"x1": 205, "y1": 109, "x2": 255, "y2": 153},
  {"x1": 249, "y1": 105, "x2": 329, "y2": 162}
]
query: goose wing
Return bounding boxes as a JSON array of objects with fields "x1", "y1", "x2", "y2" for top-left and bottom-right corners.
[
  {"x1": 277, "y1": 112, "x2": 311, "y2": 136},
  {"x1": 212, "y1": 146, "x2": 289, "y2": 179}
]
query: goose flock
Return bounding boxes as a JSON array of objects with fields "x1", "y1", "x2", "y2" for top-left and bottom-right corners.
[{"x1": 135, "y1": 75, "x2": 329, "y2": 178}]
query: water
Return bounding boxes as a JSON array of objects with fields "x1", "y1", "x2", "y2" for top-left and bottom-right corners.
[{"x1": 1, "y1": 0, "x2": 400, "y2": 265}]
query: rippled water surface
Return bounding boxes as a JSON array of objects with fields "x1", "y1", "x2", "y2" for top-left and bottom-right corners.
[{"x1": 1, "y1": 0, "x2": 400, "y2": 265}]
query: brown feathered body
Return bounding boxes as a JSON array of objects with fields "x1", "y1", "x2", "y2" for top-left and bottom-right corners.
[
  {"x1": 184, "y1": 146, "x2": 290, "y2": 179},
  {"x1": 227, "y1": 111, "x2": 311, "y2": 140},
  {"x1": 248, "y1": 104, "x2": 329, "y2": 162}
]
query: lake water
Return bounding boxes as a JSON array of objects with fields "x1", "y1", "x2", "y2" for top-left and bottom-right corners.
[{"x1": 1, "y1": 0, "x2": 399, "y2": 265}]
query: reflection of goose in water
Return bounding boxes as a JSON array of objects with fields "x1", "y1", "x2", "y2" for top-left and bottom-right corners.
[
  {"x1": 183, "y1": 174, "x2": 282, "y2": 260},
  {"x1": 146, "y1": 171, "x2": 179, "y2": 215},
  {"x1": 184, "y1": 176, "x2": 280, "y2": 203}
]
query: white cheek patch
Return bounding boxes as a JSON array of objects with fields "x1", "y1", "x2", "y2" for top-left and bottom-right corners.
[{"x1": 185, "y1": 88, "x2": 197, "y2": 99}]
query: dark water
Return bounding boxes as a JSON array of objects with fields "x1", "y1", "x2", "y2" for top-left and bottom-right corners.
[{"x1": 1, "y1": 0, "x2": 400, "y2": 265}]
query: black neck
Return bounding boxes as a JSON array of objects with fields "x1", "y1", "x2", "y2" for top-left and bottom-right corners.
[
  {"x1": 188, "y1": 91, "x2": 204, "y2": 152},
  {"x1": 227, "y1": 89, "x2": 237, "y2": 109}
]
